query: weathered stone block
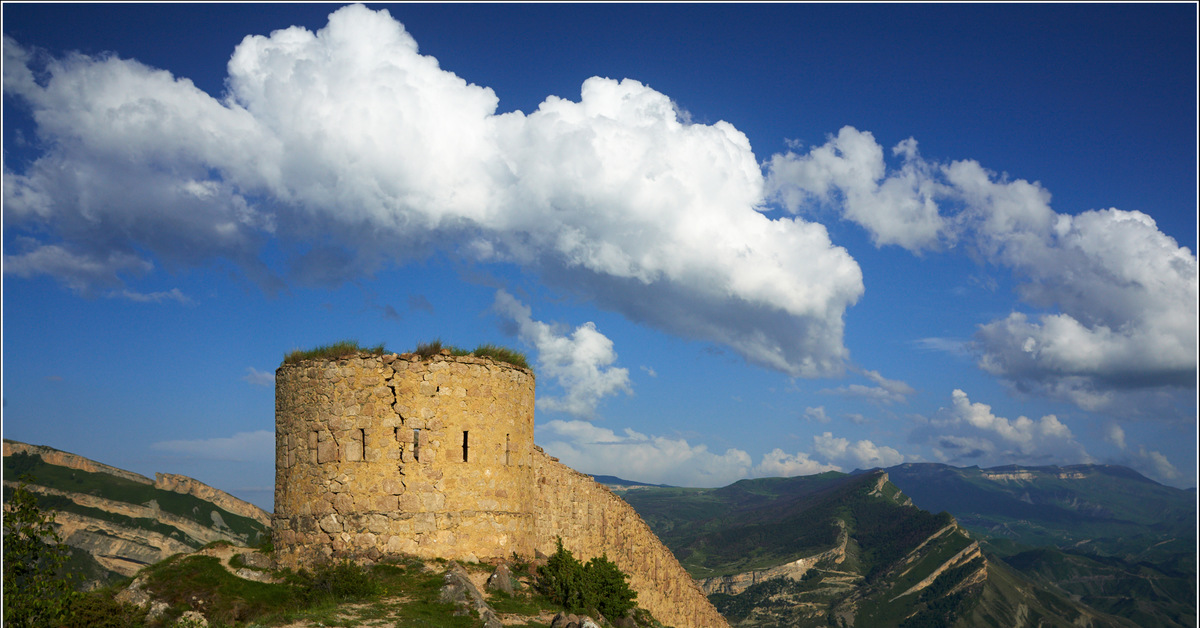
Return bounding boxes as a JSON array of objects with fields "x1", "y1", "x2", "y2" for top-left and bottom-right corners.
[{"x1": 316, "y1": 440, "x2": 338, "y2": 463}]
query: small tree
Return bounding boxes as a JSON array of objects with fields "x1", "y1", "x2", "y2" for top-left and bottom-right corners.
[
  {"x1": 585, "y1": 554, "x2": 637, "y2": 619},
  {"x1": 3, "y1": 481, "x2": 79, "y2": 628},
  {"x1": 537, "y1": 538, "x2": 637, "y2": 619},
  {"x1": 537, "y1": 538, "x2": 587, "y2": 610}
]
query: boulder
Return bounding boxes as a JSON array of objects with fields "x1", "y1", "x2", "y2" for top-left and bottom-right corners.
[
  {"x1": 438, "y1": 561, "x2": 502, "y2": 628},
  {"x1": 485, "y1": 563, "x2": 515, "y2": 595}
]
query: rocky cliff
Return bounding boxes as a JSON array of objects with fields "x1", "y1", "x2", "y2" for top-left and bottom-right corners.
[{"x1": 3, "y1": 439, "x2": 271, "y2": 581}]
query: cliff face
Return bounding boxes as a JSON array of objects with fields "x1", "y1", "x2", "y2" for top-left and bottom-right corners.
[
  {"x1": 532, "y1": 447, "x2": 730, "y2": 628},
  {"x1": 154, "y1": 473, "x2": 271, "y2": 528},
  {"x1": 700, "y1": 523, "x2": 848, "y2": 595},
  {"x1": 3, "y1": 439, "x2": 271, "y2": 580}
]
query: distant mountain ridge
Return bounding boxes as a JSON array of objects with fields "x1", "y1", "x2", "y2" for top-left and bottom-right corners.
[
  {"x1": 624, "y1": 470, "x2": 1130, "y2": 626},
  {"x1": 2, "y1": 439, "x2": 271, "y2": 586},
  {"x1": 877, "y1": 462, "x2": 1196, "y2": 569},
  {"x1": 618, "y1": 465, "x2": 1195, "y2": 627}
]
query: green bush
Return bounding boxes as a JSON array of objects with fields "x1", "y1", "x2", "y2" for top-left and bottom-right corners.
[
  {"x1": 584, "y1": 554, "x2": 638, "y2": 619},
  {"x1": 536, "y1": 539, "x2": 637, "y2": 620},
  {"x1": 289, "y1": 559, "x2": 381, "y2": 605},
  {"x1": 62, "y1": 590, "x2": 146, "y2": 628},
  {"x1": 3, "y1": 481, "x2": 81, "y2": 628}
]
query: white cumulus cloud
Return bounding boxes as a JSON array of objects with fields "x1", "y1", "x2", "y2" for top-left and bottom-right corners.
[
  {"x1": 812, "y1": 431, "x2": 905, "y2": 469},
  {"x1": 241, "y1": 367, "x2": 275, "y2": 387},
  {"x1": 538, "y1": 419, "x2": 754, "y2": 487},
  {"x1": 756, "y1": 448, "x2": 841, "y2": 477},
  {"x1": 3, "y1": 5, "x2": 864, "y2": 378},
  {"x1": 495, "y1": 290, "x2": 631, "y2": 419},
  {"x1": 920, "y1": 389, "x2": 1091, "y2": 466},
  {"x1": 539, "y1": 419, "x2": 847, "y2": 485},
  {"x1": 766, "y1": 127, "x2": 1197, "y2": 410}
]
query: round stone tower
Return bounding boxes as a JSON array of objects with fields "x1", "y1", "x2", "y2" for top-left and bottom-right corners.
[{"x1": 273, "y1": 351, "x2": 536, "y2": 567}]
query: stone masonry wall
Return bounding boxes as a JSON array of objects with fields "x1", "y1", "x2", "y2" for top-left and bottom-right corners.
[
  {"x1": 532, "y1": 448, "x2": 731, "y2": 628},
  {"x1": 274, "y1": 351, "x2": 728, "y2": 627},
  {"x1": 273, "y1": 352, "x2": 536, "y2": 568}
]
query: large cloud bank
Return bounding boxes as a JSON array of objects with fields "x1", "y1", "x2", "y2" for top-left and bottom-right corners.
[
  {"x1": 5, "y1": 4, "x2": 1194, "y2": 411},
  {"x1": 2, "y1": 4, "x2": 862, "y2": 378},
  {"x1": 769, "y1": 128, "x2": 1197, "y2": 409}
]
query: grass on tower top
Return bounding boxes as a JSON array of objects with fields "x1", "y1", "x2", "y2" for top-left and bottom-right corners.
[
  {"x1": 283, "y1": 340, "x2": 387, "y2": 365},
  {"x1": 413, "y1": 339, "x2": 530, "y2": 371}
]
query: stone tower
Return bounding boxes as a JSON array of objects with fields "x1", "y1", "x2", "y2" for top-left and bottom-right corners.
[{"x1": 272, "y1": 351, "x2": 536, "y2": 567}]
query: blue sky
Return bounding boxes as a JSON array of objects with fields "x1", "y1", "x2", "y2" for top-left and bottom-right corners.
[{"x1": 3, "y1": 3, "x2": 1196, "y2": 511}]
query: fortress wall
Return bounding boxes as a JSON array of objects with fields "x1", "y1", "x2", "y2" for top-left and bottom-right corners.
[
  {"x1": 532, "y1": 448, "x2": 730, "y2": 628},
  {"x1": 273, "y1": 353, "x2": 536, "y2": 568}
]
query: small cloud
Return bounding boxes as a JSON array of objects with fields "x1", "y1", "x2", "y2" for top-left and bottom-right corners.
[
  {"x1": 378, "y1": 303, "x2": 401, "y2": 321},
  {"x1": 820, "y1": 368, "x2": 914, "y2": 405},
  {"x1": 539, "y1": 419, "x2": 753, "y2": 487},
  {"x1": 913, "y1": 337, "x2": 970, "y2": 357},
  {"x1": 151, "y1": 430, "x2": 273, "y2": 462},
  {"x1": 408, "y1": 294, "x2": 434, "y2": 314},
  {"x1": 1136, "y1": 446, "x2": 1179, "y2": 481},
  {"x1": 803, "y1": 406, "x2": 831, "y2": 423},
  {"x1": 107, "y1": 288, "x2": 193, "y2": 304},
  {"x1": 813, "y1": 431, "x2": 905, "y2": 468},
  {"x1": 844, "y1": 413, "x2": 869, "y2": 425},
  {"x1": 640, "y1": 365, "x2": 657, "y2": 378},
  {"x1": 1105, "y1": 423, "x2": 1126, "y2": 449},
  {"x1": 918, "y1": 389, "x2": 1091, "y2": 467},
  {"x1": 494, "y1": 290, "x2": 631, "y2": 419},
  {"x1": 241, "y1": 367, "x2": 275, "y2": 387},
  {"x1": 755, "y1": 448, "x2": 840, "y2": 477}
]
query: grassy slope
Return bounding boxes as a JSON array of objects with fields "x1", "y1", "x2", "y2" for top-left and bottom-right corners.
[
  {"x1": 621, "y1": 472, "x2": 865, "y2": 577},
  {"x1": 622, "y1": 471, "x2": 1138, "y2": 627},
  {"x1": 87, "y1": 552, "x2": 645, "y2": 628},
  {"x1": 1001, "y1": 549, "x2": 1197, "y2": 628},
  {"x1": 4, "y1": 452, "x2": 269, "y2": 546}
]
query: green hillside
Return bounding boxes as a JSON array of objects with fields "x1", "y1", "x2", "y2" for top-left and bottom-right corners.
[
  {"x1": 882, "y1": 463, "x2": 1195, "y2": 568},
  {"x1": 621, "y1": 470, "x2": 1144, "y2": 627},
  {"x1": 3, "y1": 441, "x2": 271, "y2": 589},
  {"x1": 4, "y1": 451, "x2": 268, "y2": 546}
]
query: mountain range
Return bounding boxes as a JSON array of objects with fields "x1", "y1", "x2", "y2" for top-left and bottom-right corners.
[
  {"x1": 3, "y1": 439, "x2": 1194, "y2": 627},
  {"x1": 617, "y1": 462, "x2": 1196, "y2": 627}
]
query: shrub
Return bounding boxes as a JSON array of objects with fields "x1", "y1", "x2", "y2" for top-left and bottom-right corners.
[
  {"x1": 585, "y1": 554, "x2": 637, "y2": 619},
  {"x1": 536, "y1": 539, "x2": 637, "y2": 619},
  {"x1": 3, "y1": 480, "x2": 81, "y2": 628},
  {"x1": 62, "y1": 591, "x2": 146, "y2": 628},
  {"x1": 289, "y1": 559, "x2": 381, "y2": 605},
  {"x1": 283, "y1": 340, "x2": 387, "y2": 365}
]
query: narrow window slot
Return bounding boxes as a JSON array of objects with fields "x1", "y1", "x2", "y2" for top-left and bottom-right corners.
[
  {"x1": 413, "y1": 429, "x2": 421, "y2": 462},
  {"x1": 359, "y1": 428, "x2": 367, "y2": 462},
  {"x1": 462, "y1": 430, "x2": 469, "y2": 462},
  {"x1": 505, "y1": 433, "x2": 511, "y2": 466}
]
